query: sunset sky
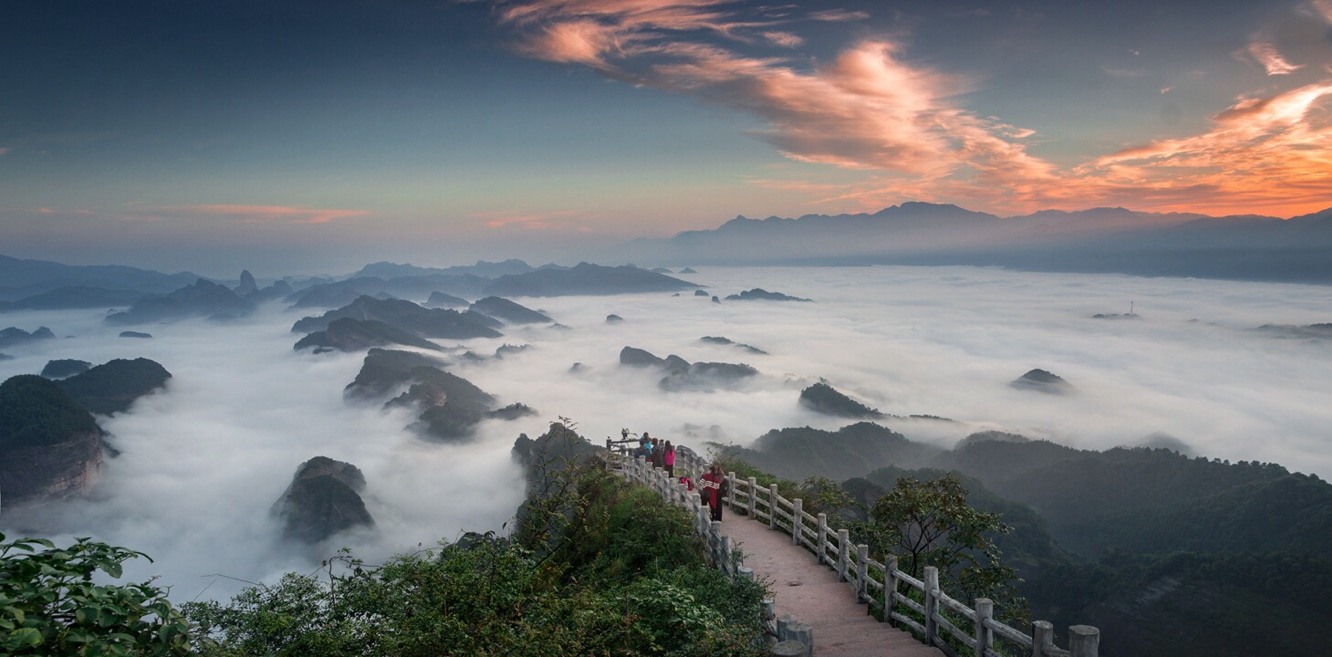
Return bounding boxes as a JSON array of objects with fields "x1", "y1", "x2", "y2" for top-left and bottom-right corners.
[{"x1": 3, "y1": 0, "x2": 1331, "y2": 275}]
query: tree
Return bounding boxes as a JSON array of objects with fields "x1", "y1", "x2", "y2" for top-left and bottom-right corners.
[
  {"x1": 859, "y1": 475, "x2": 1022, "y2": 610},
  {"x1": 0, "y1": 533, "x2": 195, "y2": 656}
]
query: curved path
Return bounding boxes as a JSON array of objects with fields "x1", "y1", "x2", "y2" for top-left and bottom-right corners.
[{"x1": 720, "y1": 513, "x2": 944, "y2": 657}]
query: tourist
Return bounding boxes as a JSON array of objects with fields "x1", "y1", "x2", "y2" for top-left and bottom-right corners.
[
  {"x1": 701, "y1": 462, "x2": 728, "y2": 521},
  {"x1": 651, "y1": 437, "x2": 664, "y2": 469},
  {"x1": 663, "y1": 441, "x2": 676, "y2": 477}
]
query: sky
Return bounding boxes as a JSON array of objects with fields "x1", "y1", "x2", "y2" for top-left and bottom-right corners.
[
  {"x1": 2, "y1": 0, "x2": 1332, "y2": 275},
  {"x1": 3, "y1": 265, "x2": 1330, "y2": 601}
]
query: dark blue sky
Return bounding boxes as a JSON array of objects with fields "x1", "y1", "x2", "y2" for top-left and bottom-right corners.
[{"x1": 2, "y1": 0, "x2": 1329, "y2": 275}]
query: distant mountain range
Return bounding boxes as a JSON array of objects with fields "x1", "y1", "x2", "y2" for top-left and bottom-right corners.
[
  {"x1": 624, "y1": 202, "x2": 1332, "y2": 283},
  {"x1": 0, "y1": 254, "x2": 203, "y2": 302}
]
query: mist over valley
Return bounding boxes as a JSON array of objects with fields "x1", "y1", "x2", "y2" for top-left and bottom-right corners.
[{"x1": 3, "y1": 262, "x2": 1331, "y2": 613}]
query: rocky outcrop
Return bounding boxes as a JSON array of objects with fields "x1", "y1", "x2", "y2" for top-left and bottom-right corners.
[
  {"x1": 724, "y1": 288, "x2": 811, "y2": 302},
  {"x1": 388, "y1": 367, "x2": 498, "y2": 441},
  {"x1": 483, "y1": 262, "x2": 696, "y2": 297},
  {"x1": 1011, "y1": 369, "x2": 1075, "y2": 395},
  {"x1": 235, "y1": 270, "x2": 258, "y2": 297},
  {"x1": 469, "y1": 296, "x2": 552, "y2": 324},
  {"x1": 106, "y1": 279, "x2": 255, "y2": 325},
  {"x1": 699, "y1": 336, "x2": 767, "y2": 355},
  {"x1": 512, "y1": 422, "x2": 601, "y2": 495},
  {"x1": 54, "y1": 358, "x2": 172, "y2": 415},
  {"x1": 41, "y1": 359, "x2": 93, "y2": 379},
  {"x1": 0, "y1": 326, "x2": 56, "y2": 349},
  {"x1": 489, "y1": 403, "x2": 538, "y2": 420},
  {"x1": 494, "y1": 344, "x2": 529, "y2": 359},
  {"x1": 679, "y1": 267, "x2": 698, "y2": 274},
  {"x1": 425, "y1": 291, "x2": 469, "y2": 308},
  {"x1": 294, "y1": 318, "x2": 443, "y2": 353},
  {"x1": 606, "y1": 314, "x2": 624, "y2": 324},
  {"x1": 292, "y1": 295, "x2": 502, "y2": 339},
  {"x1": 694, "y1": 289, "x2": 708, "y2": 297},
  {"x1": 272, "y1": 456, "x2": 374, "y2": 543},
  {"x1": 619, "y1": 346, "x2": 757, "y2": 391},
  {"x1": 799, "y1": 382, "x2": 884, "y2": 418},
  {"x1": 619, "y1": 346, "x2": 665, "y2": 368},
  {"x1": 344, "y1": 349, "x2": 444, "y2": 398},
  {"x1": 0, "y1": 375, "x2": 103, "y2": 506}
]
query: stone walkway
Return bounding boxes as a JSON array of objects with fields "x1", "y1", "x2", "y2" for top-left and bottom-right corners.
[{"x1": 720, "y1": 512, "x2": 945, "y2": 657}]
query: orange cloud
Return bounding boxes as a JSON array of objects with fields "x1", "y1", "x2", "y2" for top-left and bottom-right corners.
[
  {"x1": 155, "y1": 204, "x2": 369, "y2": 224},
  {"x1": 1246, "y1": 41, "x2": 1303, "y2": 75},
  {"x1": 488, "y1": 0, "x2": 1332, "y2": 218}
]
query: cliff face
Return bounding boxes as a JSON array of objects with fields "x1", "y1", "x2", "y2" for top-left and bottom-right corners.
[
  {"x1": 0, "y1": 375, "x2": 103, "y2": 506},
  {"x1": 272, "y1": 456, "x2": 374, "y2": 543}
]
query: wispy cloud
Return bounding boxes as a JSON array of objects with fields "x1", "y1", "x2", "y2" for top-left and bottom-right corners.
[
  {"x1": 470, "y1": 208, "x2": 596, "y2": 230},
  {"x1": 1310, "y1": 0, "x2": 1332, "y2": 23},
  {"x1": 1246, "y1": 41, "x2": 1303, "y2": 75},
  {"x1": 808, "y1": 9, "x2": 869, "y2": 22},
  {"x1": 0, "y1": 146, "x2": 10, "y2": 156},
  {"x1": 762, "y1": 31, "x2": 803, "y2": 48},
  {"x1": 153, "y1": 204, "x2": 370, "y2": 225}
]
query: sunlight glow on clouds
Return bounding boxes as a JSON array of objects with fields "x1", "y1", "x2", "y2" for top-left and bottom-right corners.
[{"x1": 489, "y1": 0, "x2": 1332, "y2": 217}]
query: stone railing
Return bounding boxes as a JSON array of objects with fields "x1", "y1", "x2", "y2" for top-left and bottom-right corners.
[
  {"x1": 604, "y1": 438, "x2": 1101, "y2": 657},
  {"x1": 609, "y1": 446, "x2": 815, "y2": 656},
  {"x1": 724, "y1": 472, "x2": 1101, "y2": 657}
]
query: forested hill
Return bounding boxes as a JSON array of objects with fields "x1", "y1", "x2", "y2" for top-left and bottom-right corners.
[{"x1": 718, "y1": 424, "x2": 1332, "y2": 657}]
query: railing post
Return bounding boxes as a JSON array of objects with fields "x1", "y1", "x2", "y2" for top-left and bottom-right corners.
[
  {"x1": 836, "y1": 529, "x2": 850, "y2": 582},
  {"x1": 1031, "y1": 620, "x2": 1053, "y2": 657},
  {"x1": 974, "y1": 598, "x2": 993, "y2": 657},
  {"x1": 816, "y1": 513, "x2": 828, "y2": 564},
  {"x1": 710, "y1": 520, "x2": 723, "y2": 565},
  {"x1": 855, "y1": 544, "x2": 869, "y2": 602},
  {"x1": 791, "y1": 499, "x2": 803, "y2": 545},
  {"x1": 691, "y1": 492, "x2": 705, "y2": 535},
  {"x1": 726, "y1": 471, "x2": 736, "y2": 509},
  {"x1": 924, "y1": 566, "x2": 939, "y2": 647},
  {"x1": 747, "y1": 477, "x2": 757, "y2": 517},
  {"x1": 884, "y1": 555, "x2": 898, "y2": 623},
  {"x1": 769, "y1": 484, "x2": 779, "y2": 529},
  {"x1": 1069, "y1": 625, "x2": 1099, "y2": 657},
  {"x1": 720, "y1": 534, "x2": 732, "y2": 576}
]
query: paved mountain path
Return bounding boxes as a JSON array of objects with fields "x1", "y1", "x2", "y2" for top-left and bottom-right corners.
[{"x1": 720, "y1": 513, "x2": 945, "y2": 657}]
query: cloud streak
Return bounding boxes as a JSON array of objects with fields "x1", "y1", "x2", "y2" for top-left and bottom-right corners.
[{"x1": 151, "y1": 205, "x2": 370, "y2": 225}]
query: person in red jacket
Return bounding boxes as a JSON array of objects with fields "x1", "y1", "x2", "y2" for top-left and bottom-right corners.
[{"x1": 701, "y1": 462, "x2": 728, "y2": 522}]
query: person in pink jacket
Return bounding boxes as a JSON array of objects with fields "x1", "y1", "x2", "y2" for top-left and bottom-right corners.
[{"x1": 663, "y1": 441, "x2": 676, "y2": 477}]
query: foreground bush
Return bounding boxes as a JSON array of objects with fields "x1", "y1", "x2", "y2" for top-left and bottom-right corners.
[
  {"x1": 187, "y1": 463, "x2": 769, "y2": 656},
  {"x1": 0, "y1": 533, "x2": 193, "y2": 656}
]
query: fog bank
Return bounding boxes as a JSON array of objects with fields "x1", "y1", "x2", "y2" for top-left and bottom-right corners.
[{"x1": 2, "y1": 265, "x2": 1330, "y2": 601}]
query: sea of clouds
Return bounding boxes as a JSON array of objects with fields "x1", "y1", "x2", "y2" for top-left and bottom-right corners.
[{"x1": 1, "y1": 264, "x2": 1330, "y2": 601}]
